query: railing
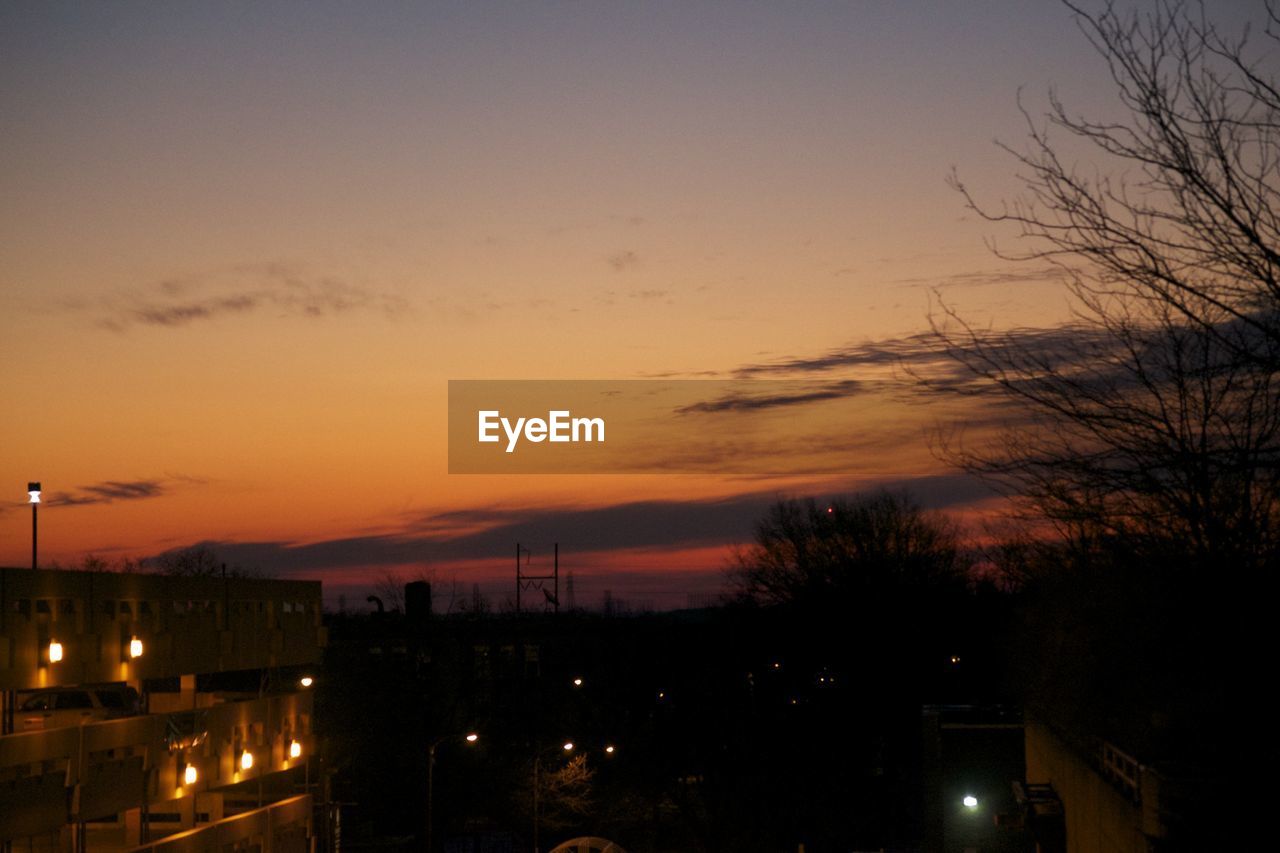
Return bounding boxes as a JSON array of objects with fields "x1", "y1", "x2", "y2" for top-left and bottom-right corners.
[
  {"x1": 128, "y1": 794, "x2": 312, "y2": 853},
  {"x1": 1, "y1": 692, "x2": 313, "y2": 842},
  {"x1": 1098, "y1": 740, "x2": 1141, "y2": 803}
]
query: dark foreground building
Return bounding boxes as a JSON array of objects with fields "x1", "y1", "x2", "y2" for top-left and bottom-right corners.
[{"x1": 0, "y1": 567, "x2": 324, "y2": 853}]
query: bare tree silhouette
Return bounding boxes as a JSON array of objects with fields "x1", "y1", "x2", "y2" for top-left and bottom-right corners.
[
  {"x1": 939, "y1": 0, "x2": 1280, "y2": 569},
  {"x1": 730, "y1": 491, "x2": 969, "y2": 606}
]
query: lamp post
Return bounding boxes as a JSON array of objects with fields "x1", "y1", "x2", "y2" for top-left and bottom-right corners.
[
  {"x1": 532, "y1": 741, "x2": 576, "y2": 853},
  {"x1": 27, "y1": 482, "x2": 40, "y2": 570},
  {"x1": 426, "y1": 732, "x2": 478, "y2": 853}
]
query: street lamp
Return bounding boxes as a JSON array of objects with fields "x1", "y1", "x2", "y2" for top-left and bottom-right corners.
[
  {"x1": 532, "y1": 741, "x2": 583, "y2": 853},
  {"x1": 27, "y1": 482, "x2": 40, "y2": 570},
  {"x1": 426, "y1": 732, "x2": 478, "y2": 853}
]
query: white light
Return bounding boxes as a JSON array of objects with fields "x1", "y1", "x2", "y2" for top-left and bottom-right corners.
[
  {"x1": 562, "y1": 742, "x2": 574, "y2": 751},
  {"x1": 300, "y1": 676, "x2": 314, "y2": 688},
  {"x1": 605, "y1": 745, "x2": 615, "y2": 754},
  {"x1": 465, "y1": 733, "x2": 479, "y2": 743},
  {"x1": 48, "y1": 640, "x2": 63, "y2": 663},
  {"x1": 129, "y1": 637, "x2": 144, "y2": 659},
  {"x1": 572, "y1": 678, "x2": 583, "y2": 687},
  {"x1": 289, "y1": 740, "x2": 302, "y2": 759},
  {"x1": 184, "y1": 764, "x2": 198, "y2": 786},
  {"x1": 28, "y1": 490, "x2": 41, "y2": 504},
  {"x1": 240, "y1": 750, "x2": 254, "y2": 771},
  {"x1": 963, "y1": 795, "x2": 978, "y2": 809}
]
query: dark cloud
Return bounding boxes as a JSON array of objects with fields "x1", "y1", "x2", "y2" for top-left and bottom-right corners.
[
  {"x1": 44, "y1": 479, "x2": 167, "y2": 508},
  {"x1": 148, "y1": 472, "x2": 997, "y2": 580},
  {"x1": 97, "y1": 263, "x2": 408, "y2": 331},
  {"x1": 732, "y1": 324, "x2": 1113, "y2": 384},
  {"x1": 675, "y1": 380, "x2": 864, "y2": 414}
]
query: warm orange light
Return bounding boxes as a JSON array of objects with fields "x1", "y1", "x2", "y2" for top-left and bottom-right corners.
[
  {"x1": 240, "y1": 750, "x2": 254, "y2": 771},
  {"x1": 184, "y1": 764, "x2": 198, "y2": 785},
  {"x1": 129, "y1": 637, "x2": 144, "y2": 658},
  {"x1": 289, "y1": 740, "x2": 302, "y2": 759},
  {"x1": 47, "y1": 640, "x2": 63, "y2": 663},
  {"x1": 605, "y1": 745, "x2": 616, "y2": 754},
  {"x1": 299, "y1": 676, "x2": 314, "y2": 688}
]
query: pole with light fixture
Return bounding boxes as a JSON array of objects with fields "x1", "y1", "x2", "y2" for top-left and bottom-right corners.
[
  {"x1": 27, "y1": 483, "x2": 40, "y2": 570},
  {"x1": 426, "y1": 732, "x2": 478, "y2": 853},
  {"x1": 532, "y1": 741, "x2": 576, "y2": 853}
]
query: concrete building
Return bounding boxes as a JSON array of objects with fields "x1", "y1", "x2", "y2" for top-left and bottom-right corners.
[{"x1": 0, "y1": 567, "x2": 324, "y2": 853}]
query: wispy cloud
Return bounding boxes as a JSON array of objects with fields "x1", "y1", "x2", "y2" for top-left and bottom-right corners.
[
  {"x1": 44, "y1": 479, "x2": 165, "y2": 508},
  {"x1": 892, "y1": 266, "x2": 1064, "y2": 289},
  {"x1": 675, "y1": 379, "x2": 864, "y2": 414},
  {"x1": 607, "y1": 250, "x2": 641, "y2": 272},
  {"x1": 94, "y1": 262, "x2": 408, "y2": 331},
  {"x1": 733, "y1": 324, "x2": 1111, "y2": 384}
]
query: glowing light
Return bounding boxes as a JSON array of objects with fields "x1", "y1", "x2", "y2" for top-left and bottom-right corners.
[
  {"x1": 572, "y1": 677, "x2": 583, "y2": 687},
  {"x1": 605, "y1": 745, "x2": 616, "y2": 754},
  {"x1": 240, "y1": 750, "x2": 254, "y2": 771},
  {"x1": 129, "y1": 637, "x2": 144, "y2": 659},
  {"x1": 184, "y1": 764, "x2": 198, "y2": 785},
  {"x1": 562, "y1": 742, "x2": 574, "y2": 751},
  {"x1": 47, "y1": 640, "x2": 63, "y2": 663},
  {"x1": 950, "y1": 655, "x2": 961, "y2": 664},
  {"x1": 465, "y1": 733, "x2": 479, "y2": 743},
  {"x1": 963, "y1": 795, "x2": 978, "y2": 809},
  {"x1": 300, "y1": 676, "x2": 313, "y2": 687},
  {"x1": 28, "y1": 483, "x2": 41, "y2": 504},
  {"x1": 289, "y1": 740, "x2": 302, "y2": 759}
]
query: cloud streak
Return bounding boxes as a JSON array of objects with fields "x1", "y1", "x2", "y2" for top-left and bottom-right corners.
[
  {"x1": 96, "y1": 262, "x2": 408, "y2": 331},
  {"x1": 148, "y1": 471, "x2": 997, "y2": 578},
  {"x1": 675, "y1": 379, "x2": 864, "y2": 414},
  {"x1": 44, "y1": 479, "x2": 167, "y2": 508}
]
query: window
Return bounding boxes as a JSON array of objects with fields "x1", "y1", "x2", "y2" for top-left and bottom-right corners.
[
  {"x1": 21, "y1": 693, "x2": 54, "y2": 711},
  {"x1": 55, "y1": 691, "x2": 94, "y2": 710}
]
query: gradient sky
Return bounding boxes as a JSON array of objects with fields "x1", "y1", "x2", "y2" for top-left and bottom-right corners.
[{"x1": 2, "y1": 1, "x2": 1255, "y2": 608}]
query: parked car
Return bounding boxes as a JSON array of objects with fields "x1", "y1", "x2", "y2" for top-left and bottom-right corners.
[{"x1": 16, "y1": 684, "x2": 141, "y2": 730}]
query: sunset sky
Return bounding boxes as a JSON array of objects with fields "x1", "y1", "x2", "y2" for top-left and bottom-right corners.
[{"x1": 3, "y1": 2, "x2": 1259, "y2": 608}]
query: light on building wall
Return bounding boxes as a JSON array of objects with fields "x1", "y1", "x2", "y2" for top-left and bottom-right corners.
[
  {"x1": 240, "y1": 750, "x2": 254, "y2": 771},
  {"x1": 184, "y1": 764, "x2": 198, "y2": 785},
  {"x1": 129, "y1": 636, "x2": 144, "y2": 659},
  {"x1": 289, "y1": 740, "x2": 302, "y2": 759},
  {"x1": 47, "y1": 640, "x2": 63, "y2": 663},
  {"x1": 299, "y1": 676, "x2": 314, "y2": 688}
]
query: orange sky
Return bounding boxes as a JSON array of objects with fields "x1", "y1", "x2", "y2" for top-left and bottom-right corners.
[{"x1": 5, "y1": 1, "x2": 1246, "y2": 608}]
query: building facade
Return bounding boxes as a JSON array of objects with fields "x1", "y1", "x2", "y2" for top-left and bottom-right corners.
[{"x1": 0, "y1": 567, "x2": 324, "y2": 853}]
